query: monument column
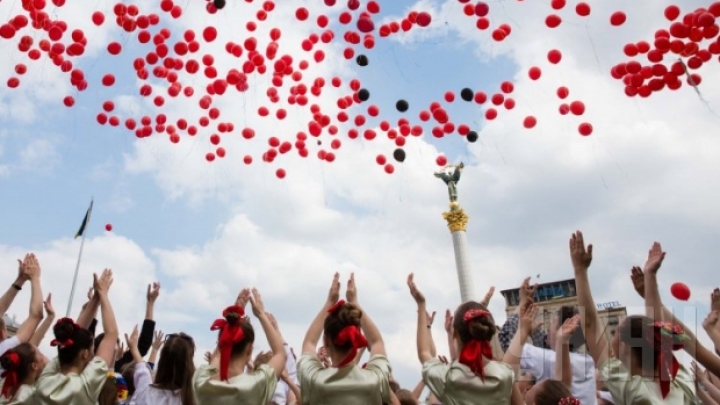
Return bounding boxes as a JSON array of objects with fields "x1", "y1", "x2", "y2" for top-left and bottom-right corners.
[{"x1": 435, "y1": 163, "x2": 476, "y2": 303}]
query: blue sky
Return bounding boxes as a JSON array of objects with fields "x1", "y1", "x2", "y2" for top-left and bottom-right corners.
[{"x1": 1, "y1": 0, "x2": 720, "y2": 389}]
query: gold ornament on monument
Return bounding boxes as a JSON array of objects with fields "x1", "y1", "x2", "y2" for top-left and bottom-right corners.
[{"x1": 435, "y1": 163, "x2": 469, "y2": 232}]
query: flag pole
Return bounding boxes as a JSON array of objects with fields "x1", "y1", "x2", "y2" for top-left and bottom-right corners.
[{"x1": 66, "y1": 198, "x2": 93, "y2": 317}]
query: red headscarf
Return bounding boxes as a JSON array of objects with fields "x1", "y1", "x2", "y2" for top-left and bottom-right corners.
[
  {"x1": 50, "y1": 318, "x2": 81, "y2": 348},
  {"x1": 0, "y1": 351, "x2": 20, "y2": 398},
  {"x1": 651, "y1": 322, "x2": 686, "y2": 399},
  {"x1": 210, "y1": 305, "x2": 246, "y2": 381},
  {"x1": 327, "y1": 300, "x2": 368, "y2": 367},
  {"x1": 458, "y1": 309, "x2": 493, "y2": 380}
]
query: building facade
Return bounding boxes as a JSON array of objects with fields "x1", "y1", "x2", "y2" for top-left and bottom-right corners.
[
  {"x1": 2, "y1": 314, "x2": 19, "y2": 337},
  {"x1": 501, "y1": 278, "x2": 626, "y2": 344}
]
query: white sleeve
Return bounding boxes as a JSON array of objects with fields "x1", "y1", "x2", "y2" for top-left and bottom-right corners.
[
  {"x1": 519, "y1": 344, "x2": 550, "y2": 379},
  {"x1": 284, "y1": 344, "x2": 299, "y2": 384},
  {"x1": 0, "y1": 336, "x2": 20, "y2": 357},
  {"x1": 134, "y1": 362, "x2": 153, "y2": 393}
]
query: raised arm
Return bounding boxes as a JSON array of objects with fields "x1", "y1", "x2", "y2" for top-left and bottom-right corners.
[
  {"x1": 0, "y1": 256, "x2": 30, "y2": 317},
  {"x1": 148, "y1": 330, "x2": 164, "y2": 366},
  {"x1": 95, "y1": 269, "x2": 119, "y2": 367},
  {"x1": 302, "y1": 273, "x2": 339, "y2": 355},
  {"x1": 642, "y1": 242, "x2": 665, "y2": 321},
  {"x1": 250, "y1": 288, "x2": 287, "y2": 377},
  {"x1": 556, "y1": 315, "x2": 581, "y2": 389},
  {"x1": 347, "y1": 273, "x2": 385, "y2": 357},
  {"x1": 570, "y1": 231, "x2": 607, "y2": 366},
  {"x1": 502, "y1": 301, "x2": 537, "y2": 370},
  {"x1": 444, "y1": 310, "x2": 458, "y2": 361},
  {"x1": 408, "y1": 273, "x2": 432, "y2": 364},
  {"x1": 480, "y1": 286, "x2": 495, "y2": 308},
  {"x1": 693, "y1": 361, "x2": 720, "y2": 405},
  {"x1": 77, "y1": 287, "x2": 99, "y2": 330},
  {"x1": 13, "y1": 254, "x2": 44, "y2": 344},
  {"x1": 30, "y1": 293, "x2": 56, "y2": 346}
]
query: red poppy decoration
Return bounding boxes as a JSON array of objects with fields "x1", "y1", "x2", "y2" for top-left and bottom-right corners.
[
  {"x1": 459, "y1": 308, "x2": 493, "y2": 379},
  {"x1": 50, "y1": 318, "x2": 80, "y2": 348},
  {"x1": 210, "y1": 305, "x2": 246, "y2": 381},
  {"x1": 650, "y1": 322, "x2": 686, "y2": 398},
  {"x1": 0, "y1": 351, "x2": 20, "y2": 398}
]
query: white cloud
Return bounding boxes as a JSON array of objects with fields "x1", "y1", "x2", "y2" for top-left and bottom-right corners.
[{"x1": 18, "y1": 138, "x2": 61, "y2": 173}]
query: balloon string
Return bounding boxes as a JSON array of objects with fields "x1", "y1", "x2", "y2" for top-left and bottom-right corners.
[{"x1": 678, "y1": 58, "x2": 720, "y2": 118}]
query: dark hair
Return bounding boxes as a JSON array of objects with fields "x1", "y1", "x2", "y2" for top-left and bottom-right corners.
[
  {"x1": 98, "y1": 375, "x2": 117, "y2": 405},
  {"x1": 452, "y1": 302, "x2": 496, "y2": 345},
  {"x1": 618, "y1": 315, "x2": 658, "y2": 373},
  {"x1": 0, "y1": 343, "x2": 36, "y2": 396},
  {"x1": 154, "y1": 333, "x2": 197, "y2": 405},
  {"x1": 533, "y1": 380, "x2": 574, "y2": 405},
  {"x1": 395, "y1": 389, "x2": 419, "y2": 405},
  {"x1": 120, "y1": 362, "x2": 136, "y2": 396},
  {"x1": 53, "y1": 318, "x2": 94, "y2": 366},
  {"x1": 555, "y1": 306, "x2": 585, "y2": 352},
  {"x1": 324, "y1": 302, "x2": 362, "y2": 352}
]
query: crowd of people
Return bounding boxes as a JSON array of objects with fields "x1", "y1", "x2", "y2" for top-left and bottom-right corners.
[{"x1": 0, "y1": 231, "x2": 718, "y2": 404}]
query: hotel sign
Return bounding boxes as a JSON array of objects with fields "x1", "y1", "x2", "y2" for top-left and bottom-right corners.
[{"x1": 596, "y1": 301, "x2": 621, "y2": 310}]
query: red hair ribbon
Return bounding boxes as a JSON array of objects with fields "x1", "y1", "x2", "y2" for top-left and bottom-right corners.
[
  {"x1": 327, "y1": 300, "x2": 346, "y2": 315},
  {"x1": 0, "y1": 351, "x2": 20, "y2": 398},
  {"x1": 458, "y1": 308, "x2": 493, "y2": 380},
  {"x1": 210, "y1": 305, "x2": 246, "y2": 381},
  {"x1": 50, "y1": 318, "x2": 80, "y2": 348},
  {"x1": 558, "y1": 397, "x2": 582, "y2": 405},
  {"x1": 333, "y1": 325, "x2": 368, "y2": 367},
  {"x1": 651, "y1": 322, "x2": 686, "y2": 398}
]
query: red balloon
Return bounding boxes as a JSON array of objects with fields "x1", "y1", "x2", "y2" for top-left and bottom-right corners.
[
  {"x1": 92, "y1": 11, "x2": 105, "y2": 26},
  {"x1": 546, "y1": 15, "x2": 562, "y2": 28},
  {"x1": 670, "y1": 282, "x2": 690, "y2": 301},
  {"x1": 416, "y1": 12, "x2": 432, "y2": 27},
  {"x1": 610, "y1": 11, "x2": 626, "y2": 26},
  {"x1": 107, "y1": 42, "x2": 122, "y2": 55},
  {"x1": 547, "y1": 49, "x2": 562, "y2": 64},
  {"x1": 664, "y1": 5, "x2": 680, "y2": 21},
  {"x1": 102, "y1": 74, "x2": 115, "y2": 86},
  {"x1": 575, "y1": 3, "x2": 590, "y2": 17},
  {"x1": 550, "y1": 0, "x2": 565, "y2": 10},
  {"x1": 63, "y1": 96, "x2": 74, "y2": 107},
  {"x1": 556, "y1": 86, "x2": 569, "y2": 99},
  {"x1": 203, "y1": 26, "x2": 217, "y2": 42},
  {"x1": 570, "y1": 101, "x2": 585, "y2": 115},
  {"x1": 296, "y1": 7, "x2": 309, "y2": 21},
  {"x1": 578, "y1": 122, "x2": 593, "y2": 136},
  {"x1": 436, "y1": 155, "x2": 447, "y2": 166},
  {"x1": 384, "y1": 164, "x2": 395, "y2": 174},
  {"x1": 105, "y1": 224, "x2": 113, "y2": 232},
  {"x1": 528, "y1": 66, "x2": 542, "y2": 80},
  {"x1": 523, "y1": 116, "x2": 537, "y2": 129},
  {"x1": 357, "y1": 16, "x2": 374, "y2": 33}
]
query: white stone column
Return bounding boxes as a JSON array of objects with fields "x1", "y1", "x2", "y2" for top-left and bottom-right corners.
[{"x1": 442, "y1": 202, "x2": 475, "y2": 303}]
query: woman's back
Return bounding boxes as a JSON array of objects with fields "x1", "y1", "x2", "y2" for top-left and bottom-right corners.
[
  {"x1": 423, "y1": 358, "x2": 513, "y2": 405},
  {"x1": 193, "y1": 363, "x2": 277, "y2": 405},
  {"x1": 35, "y1": 357, "x2": 108, "y2": 405},
  {"x1": 599, "y1": 358, "x2": 695, "y2": 405},
  {"x1": 297, "y1": 353, "x2": 391, "y2": 405}
]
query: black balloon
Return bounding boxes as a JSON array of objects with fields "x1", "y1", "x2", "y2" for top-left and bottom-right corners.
[
  {"x1": 467, "y1": 131, "x2": 478, "y2": 143},
  {"x1": 358, "y1": 89, "x2": 370, "y2": 101},
  {"x1": 396, "y1": 99, "x2": 409, "y2": 112},
  {"x1": 393, "y1": 148, "x2": 406, "y2": 162},
  {"x1": 461, "y1": 88, "x2": 474, "y2": 102},
  {"x1": 356, "y1": 55, "x2": 369, "y2": 66},
  {"x1": 214, "y1": 0, "x2": 226, "y2": 9}
]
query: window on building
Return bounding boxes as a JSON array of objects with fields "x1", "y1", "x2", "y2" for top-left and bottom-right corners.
[{"x1": 608, "y1": 315, "x2": 619, "y2": 326}]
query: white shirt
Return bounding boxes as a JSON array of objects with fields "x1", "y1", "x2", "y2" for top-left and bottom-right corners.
[
  {"x1": 521, "y1": 344, "x2": 598, "y2": 405},
  {"x1": 0, "y1": 337, "x2": 20, "y2": 358},
  {"x1": 271, "y1": 343, "x2": 299, "y2": 404},
  {"x1": 130, "y1": 362, "x2": 182, "y2": 405}
]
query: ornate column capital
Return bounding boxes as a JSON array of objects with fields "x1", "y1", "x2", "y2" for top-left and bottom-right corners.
[{"x1": 442, "y1": 202, "x2": 469, "y2": 232}]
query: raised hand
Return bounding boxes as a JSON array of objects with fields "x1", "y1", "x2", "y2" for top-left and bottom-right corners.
[
  {"x1": 146, "y1": 282, "x2": 160, "y2": 303},
  {"x1": 125, "y1": 325, "x2": 139, "y2": 350},
  {"x1": 712, "y1": 288, "x2": 720, "y2": 313},
  {"x1": 44, "y1": 293, "x2": 55, "y2": 317},
  {"x1": 23, "y1": 254, "x2": 41, "y2": 280},
  {"x1": 346, "y1": 273, "x2": 358, "y2": 304},
  {"x1": 557, "y1": 315, "x2": 581, "y2": 343},
  {"x1": 235, "y1": 288, "x2": 251, "y2": 309},
  {"x1": 93, "y1": 269, "x2": 114, "y2": 297},
  {"x1": 480, "y1": 286, "x2": 495, "y2": 307},
  {"x1": 630, "y1": 267, "x2": 645, "y2": 298},
  {"x1": 249, "y1": 288, "x2": 266, "y2": 317},
  {"x1": 266, "y1": 312, "x2": 279, "y2": 331},
  {"x1": 444, "y1": 309, "x2": 453, "y2": 334},
  {"x1": 116, "y1": 341, "x2": 126, "y2": 361},
  {"x1": 253, "y1": 350, "x2": 273, "y2": 366},
  {"x1": 407, "y1": 273, "x2": 426, "y2": 305},
  {"x1": 327, "y1": 272, "x2": 340, "y2": 304},
  {"x1": 16, "y1": 255, "x2": 30, "y2": 283},
  {"x1": 518, "y1": 277, "x2": 538, "y2": 305},
  {"x1": 87, "y1": 287, "x2": 94, "y2": 301},
  {"x1": 519, "y1": 302, "x2": 538, "y2": 333},
  {"x1": 152, "y1": 330, "x2": 164, "y2": 351},
  {"x1": 703, "y1": 311, "x2": 719, "y2": 332},
  {"x1": 643, "y1": 242, "x2": 665, "y2": 275},
  {"x1": 570, "y1": 231, "x2": 593, "y2": 271},
  {"x1": 204, "y1": 351, "x2": 213, "y2": 364}
]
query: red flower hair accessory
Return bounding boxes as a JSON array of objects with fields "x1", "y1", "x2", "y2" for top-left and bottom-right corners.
[
  {"x1": 0, "y1": 351, "x2": 20, "y2": 398},
  {"x1": 327, "y1": 300, "x2": 346, "y2": 315},
  {"x1": 210, "y1": 305, "x2": 246, "y2": 381},
  {"x1": 650, "y1": 321, "x2": 686, "y2": 398},
  {"x1": 458, "y1": 308, "x2": 493, "y2": 380},
  {"x1": 558, "y1": 397, "x2": 582, "y2": 405},
  {"x1": 333, "y1": 325, "x2": 368, "y2": 367}
]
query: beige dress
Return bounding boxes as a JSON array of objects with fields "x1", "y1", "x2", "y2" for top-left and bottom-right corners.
[
  {"x1": 297, "y1": 353, "x2": 391, "y2": 405},
  {"x1": 422, "y1": 358, "x2": 514, "y2": 405},
  {"x1": 193, "y1": 363, "x2": 277, "y2": 405},
  {"x1": 0, "y1": 382, "x2": 36, "y2": 405},
  {"x1": 35, "y1": 357, "x2": 109, "y2": 405},
  {"x1": 599, "y1": 358, "x2": 696, "y2": 405}
]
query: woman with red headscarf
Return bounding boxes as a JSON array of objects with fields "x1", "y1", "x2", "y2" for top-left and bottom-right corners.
[
  {"x1": 193, "y1": 288, "x2": 286, "y2": 405},
  {"x1": 407, "y1": 274, "x2": 524, "y2": 405},
  {"x1": 298, "y1": 272, "x2": 392, "y2": 405}
]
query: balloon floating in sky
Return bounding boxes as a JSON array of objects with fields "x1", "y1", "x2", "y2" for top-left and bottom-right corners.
[
  {"x1": 393, "y1": 148, "x2": 406, "y2": 163},
  {"x1": 670, "y1": 282, "x2": 691, "y2": 301},
  {"x1": 105, "y1": 224, "x2": 113, "y2": 232},
  {"x1": 396, "y1": 100, "x2": 409, "y2": 112}
]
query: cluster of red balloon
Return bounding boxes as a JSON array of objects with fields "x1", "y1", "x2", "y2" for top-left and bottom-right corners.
[{"x1": 611, "y1": 4, "x2": 720, "y2": 98}]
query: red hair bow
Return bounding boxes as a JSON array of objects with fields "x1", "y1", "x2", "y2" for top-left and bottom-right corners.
[
  {"x1": 327, "y1": 300, "x2": 346, "y2": 315},
  {"x1": 0, "y1": 352, "x2": 20, "y2": 398},
  {"x1": 651, "y1": 322, "x2": 686, "y2": 398},
  {"x1": 210, "y1": 305, "x2": 246, "y2": 381},
  {"x1": 50, "y1": 318, "x2": 80, "y2": 349},
  {"x1": 458, "y1": 308, "x2": 493, "y2": 380},
  {"x1": 559, "y1": 397, "x2": 582, "y2": 405},
  {"x1": 333, "y1": 325, "x2": 368, "y2": 367}
]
